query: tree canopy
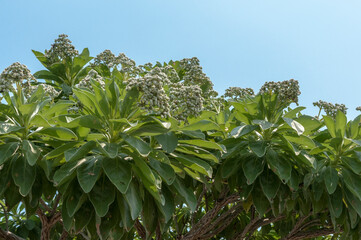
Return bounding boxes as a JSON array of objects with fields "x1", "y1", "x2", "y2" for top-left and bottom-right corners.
[{"x1": 0, "y1": 34, "x2": 361, "y2": 240}]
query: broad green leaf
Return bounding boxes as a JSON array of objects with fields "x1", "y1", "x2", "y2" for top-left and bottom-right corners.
[
  {"x1": 155, "y1": 132, "x2": 178, "y2": 153},
  {"x1": 343, "y1": 155, "x2": 361, "y2": 175},
  {"x1": 342, "y1": 168, "x2": 361, "y2": 201},
  {"x1": 11, "y1": 157, "x2": 36, "y2": 196},
  {"x1": 149, "y1": 157, "x2": 175, "y2": 185},
  {"x1": 283, "y1": 117, "x2": 304, "y2": 135},
  {"x1": 172, "y1": 153, "x2": 213, "y2": 177},
  {"x1": 249, "y1": 140, "x2": 267, "y2": 157},
  {"x1": 65, "y1": 141, "x2": 96, "y2": 162},
  {"x1": 73, "y1": 202, "x2": 93, "y2": 233},
  {"x1": 103, "y1": 157, "x2": 132, "y2": 194},
  {"x1": 323, "y1": 166, "x2": 339, "y2": 194},
  {"x1": 284, "y1": 135, "x2": 315, "y2": 148},
  {"x1": 252, "y1": 120, "x2": 277, "y2": 130},
  {"x1": 44, "y1": 142, "x2": 79, "y2": 160},
  {"x1": 172, "y1": 178, "x2": 197, "y2": 212},
  {"x1": 242, "y1": 154, "x2": 265, "y2": 184},
  {"x1": 155, "y1": 185, "x2": 175, "y2": 222},
  {"x1": 252, "y1": 186, "x2": 269, "y2": 216},
  {"x1": 98, "y1": 142, "x2": 118, "y2": 158},
  {"x1": 181, "y1": 130, "x2": 205, "y2": 140},
  {"x1": 221, "y1": 157, "x2": 242, "y2": 178},
  {"x1": 345, "y1": 188, "x2": 361, "y2": 217},
  {"x1": 267, "y1": 150, "x2": 292, "y2": 182},
  {"x1": 120, "y1": 87, "x2": 138, "y2": 118},
  {"x1": 284, "y1": 107, "x2": 306, "y2": 118},
  {"x1": 117, "y1": 195, "x2": 135, "y2": 232},
  {"x1": 141, "y1": 193, "x2": 157, "y2": 235},
  {"x1": 328, "y1": 187, "x2": 343, "y2": 218},
  {"x1": 323, "y1": 115, "x2": 336, "y2": 138},
  {"x1": 124, "y1": 181, "x2": 143, "y2": 220},
  {"x1": 53, "y1": 158, "x2": 87, "y2": 186},
  {"x1": 65, "y1": 115, "x2": 103, "y2": 130},
  {"x1": 260, "y1": 171, "x2": 280, "y2": 201},
  {"x1": 66, "y1": 185, "x2": 87, "y2": 217},
  {"x1": 180, "y1": 120, "x2": 221, "y2": 132},
  {"x1": 42, "y1": 100, "x2": 74, "y2": 118},
  {"x1": 0, "y1": 122, "x2": 23, "y2": 135},
  {"x1": 22, "y1": 140, "x2": 40, "y2": 166},
  {"x1": 230, "y1": 125, "x2": 257, "y2": 138},
  {"x1": 296, "y1": 115, "x2": 322, "y2": 135},
  {"x1": 121, "y1": 134, "x2": 151, "y2": 157},
  {"x1": 77, "y1": 156, "x2": 102, "y2": 193},
  {"x1": 349, "y1": 115, "x2": 361, "y2": 139},
  {"x1": 127, "y1": 121, "x2": 170, "y2": 137},
  {"x1": 178, "y1": 139, "x2": 224, "y2": 152},
  {"x1": 175, "y1": 145, "x2": 219, "y2": 163},
  {"x1": 34, "y1": 127, "x2": 78, "y2": 141},
  {"x1": 61, "y1": 201, "x2": 73, "y2": 231},
  {"x1": 89, "y1": 179, "x2": 116, "y2": 217},
  {"x1": 335, "y1": 110, "x2": 347, "y2": 138},
  {"x1": 0, "y1": 142, "x2": 18, "y2": 165},
  {"x1": 33, "y1": 70, "x2": 62, "y2": 82}
]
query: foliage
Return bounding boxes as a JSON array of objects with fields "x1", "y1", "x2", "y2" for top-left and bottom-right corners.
[{"x1": 1, "y1": 34, "x2": 361, "y2": 240}]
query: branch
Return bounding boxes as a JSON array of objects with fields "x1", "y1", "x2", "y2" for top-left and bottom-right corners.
[
  {"x1": 134, "y1": 219, "x2": 147, "y2": 240},
  {"x1": 50, "y1": 194, "x2": 62, "y2": 216},
  {"x1": 0, "y1": 201, "x2": 9, "y2": 231},
  {"x1": 288, "y1": 228, "x2": 339, "y2": 240},
  {"x1": 0, "y1": 228, "x2": 26, "y2": 240},
  {"x1": 282, "y1": 213, "x2": 313, "y2": 240},
  {"x1": 39, "y1": 199, "x2": 52, "y2": 213}
]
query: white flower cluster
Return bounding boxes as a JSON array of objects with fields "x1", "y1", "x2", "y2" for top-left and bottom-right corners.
[
  {"x1": 23, "y1": 82, "x2": 60, "y2": 99},
  {"x1": 0, "y1": 62, "x2": 35, "y2": 93},
  {"x1": 224, "y1": 87, "x2": 255, "y2": 100},
  {"x1": 179, "y1": 57, "x2": 215, "y2": 97},
  {"x1": 92, "y1": 50, "x2": 138, "y2": 73},
  {"x1": 126, "y1": 67, "x2": 170, "y2": 117},
  {"x1": 76, "y1": 70, "x2": 105, "y2": 90},
  {"x1": 259, "y1": 79, "x2": 301, "y2": 104},
  {"x1": 313, "y1": 100, "x2": 347, "y2": 117},
  {"x1": 169, "y1": 83, "x2": 204, "y2": 121},
  {"x1": 45, "y1": 34, "x2": 78, "y2": 63},
  {"x1": 162, "y1": 65, "x2": 180, "y2": 82}
]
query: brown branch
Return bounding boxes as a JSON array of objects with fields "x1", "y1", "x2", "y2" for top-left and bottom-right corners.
[
  {"x1": 50, "y1": 194, "x2": 62, "y2": 216},
  {"x1": 282, "y1": 213, "x2": 313, "y2": 240},
  {"x1": 156, "y1": 224, "x2": 162, "y2": 240},
  {"x1": 134, "y1": 219, "x2": 147, "y2": 240},
  {"x1": 182, "y1": 193, "x2": 240, "y2": 240},
  {"x1": 39, "y1": 199, "x2": 52, "y2": 213},
  {"x1": 245, "y1": 214, "x2": 286, "y2": 240},
  {"x1": 288, "y1": 228, "x2": 339, "y2": 240},
  {"x1": 0, "y1": 228, "x2": 26, "y2": 240}
]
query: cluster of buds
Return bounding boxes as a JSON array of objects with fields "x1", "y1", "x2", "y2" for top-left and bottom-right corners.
[
  {"x1": 126, "y1": 67, "x2": 170, "y2": 117},
  {"x1": 23, "y1": 82, "x2": 60, "y2": 99},
  {"x1": 178, "y1": 57, "x2": 216, "y2": 97},
  {"x1": 313, "y1": 100, "x2": 347, "y2": 117},
  {"x1": 356, "y1": 107, "x2": 361, "y2": 112},
  {"x1": 92, "y1": 50, "x2": 138, "y2": 74},
  {"x1": 0, "y1": 62, "x2": 35, "y2": 93},
  {"x1": 169, "y1": 83, "x2": 203, "y2": 121},
  {"x1": 224, "y1": 87, "x2": 255, "y2": 100},
  {"x1": 76, "y1": 70, "x2": 105, "y2": 90},
  {"x1": 45, "y1": 34, "x2": 78, "y2": 63},
  {"x1": 259, "y1": 79, "x2": 301, "y2": 104}
]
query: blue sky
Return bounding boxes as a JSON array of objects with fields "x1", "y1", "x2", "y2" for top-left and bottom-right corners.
[{"x1": 1, "y1": 0, "x2": 361, "y2": 118}]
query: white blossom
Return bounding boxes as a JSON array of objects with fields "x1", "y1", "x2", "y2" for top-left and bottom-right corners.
[
  {"x1": 45, "y1": 34, "x2": 78, "y2": 63},
  {"x1": 259, "y1": 79, "x2": 301, "y2": 104},
  {"x1": 76, "y1": 69, "x2": 105, "y2": 90}
]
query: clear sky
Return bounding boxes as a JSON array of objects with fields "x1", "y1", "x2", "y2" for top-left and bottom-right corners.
[{"x1": 1, "y1": 0, "x2": 361, "y2": 118}]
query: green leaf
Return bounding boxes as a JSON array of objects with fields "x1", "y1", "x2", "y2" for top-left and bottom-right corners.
[
  {"x1": 66, "y1": 185, "x2": 87, "y2": 217},
  {"x1": 181, "y1": 130, "x2": 205, "y2": 140},
  {"x1": 98, "y1": 142, "x2": 118, "y2": 158},
  {"x1": 172, "y1": 178, "x2": 197, "y2": 212},
  {"x1": 175, "y1": 145, "x2": 219, "y2": 163},
  {"x1": 343, "y1": 155, "x2": 361, "y2": 175},
  {"x1": 34, "y1": 127, "x2": 78, "y2": 141},
  {"x1": 252, "y1": 120, "x2": 277, "y2": 130},
  {"x1": 242, "y1": 154, "x2": 265, "y2": 185},
  {"x1": 22, "y1": 140, "x2": 40, "y2": 166},
  {"x1": 149, "y1": 157, "x2": 175, "y2": 185},
  {"x1": 33, "y1": 70, "x2": 62, "y2": 83},
  {"x1": 124, "y1": 181, "x2": 143, "y2": 220},
  {"x1": 103, "y1": 157, "x2": 132, "y2": 194},
  {"x1": 252, "y1": 186, "x2": 269, "y2": 216},
  {"x1": 349, "y1": 115, "x2": 361, "y2": 139},
  {"x1": 323, "y1": 166, "x2": 339, "y2": 194},
  {"x1": 323, "y1": 115, "x2": 336, "y2": 138},
  {"x1": 230, "y1": 125, "x2": 257, "y2": 138},
  {"x1": 121, "y1": 134, "x2": 151, "y2": 157},
  {"x1": 172, "y1": 153, "x2": 213, "y2": 177},
  {"x1": 249, "y1": 140, "x2": 267, "y2": 157},
  {"x1": 178, "y1": 139, "x2": 224, "y2": 152},
  {"x1": 180, "y1": 120, "x2": 221, "y2": 132},
  {"x1": 345, "y1": 188, "x2": 361, "y2": 217},
  {"x1": 328, "y1": 187, "x2": 343, "y2": 218},
  {"x1": 266, "y1": 150, "x2": 292, "y2": 183},
  {"x1": 221, "y1": 157, "x2": 242, "y2": 178},
  {"x1": 12, "y1": 157, "x2": 36, "y2": 196},
  {"x1": 155, "y1": 132, "x2": 178, "y2": 153},
  {"x1": 61, "y1": 200, "x2": 73, "y2": 231},
  {"x1": 260, "y1": 171, "x2": 281, "y2": 201},
  {"x1": 117, "y1": 195, "x2": 135, "y2": 232},
  {"x1": 65, "y1": 115, "x2": 103, "y2": 130},
  {"x1": 284, "y1": 107, "x2": 306, "y2": 118},
  {"x1": 77, "y1": 156, "x2": 102, "y2": 193},
  {"x1": 120, "y1": 87, "x2": 138, "y2": 118},
  {"x1": 283, "y1": 117, "x2": 304, "y2": 135},
  {"x1": 283, "y1": 135, "x2": 315, "y2": 148},
  {"x1": 342, "y1": 168, "x2": 361, "y2": 201},
  {"x1": 65, "y1": 141, "x2": 96, "y2": 162},
  {"x1": 0, "y1": 122, "x2": 23, "y2": 135},
  {"x1": 89, "y1": 179, "x2": 116, "y2": 217},
  {"x1": 0, "y1": 142, "x2": 19, "y2": 165},
  {"x1": 53, "y1": 158, "x2": 87, "y2": 186},
  {"x1": 44, "y1": 142, "x2": 79, "y2": 160},
  {"x1": 335, "y1": 110, "x2": 347, "y2": 138}
]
